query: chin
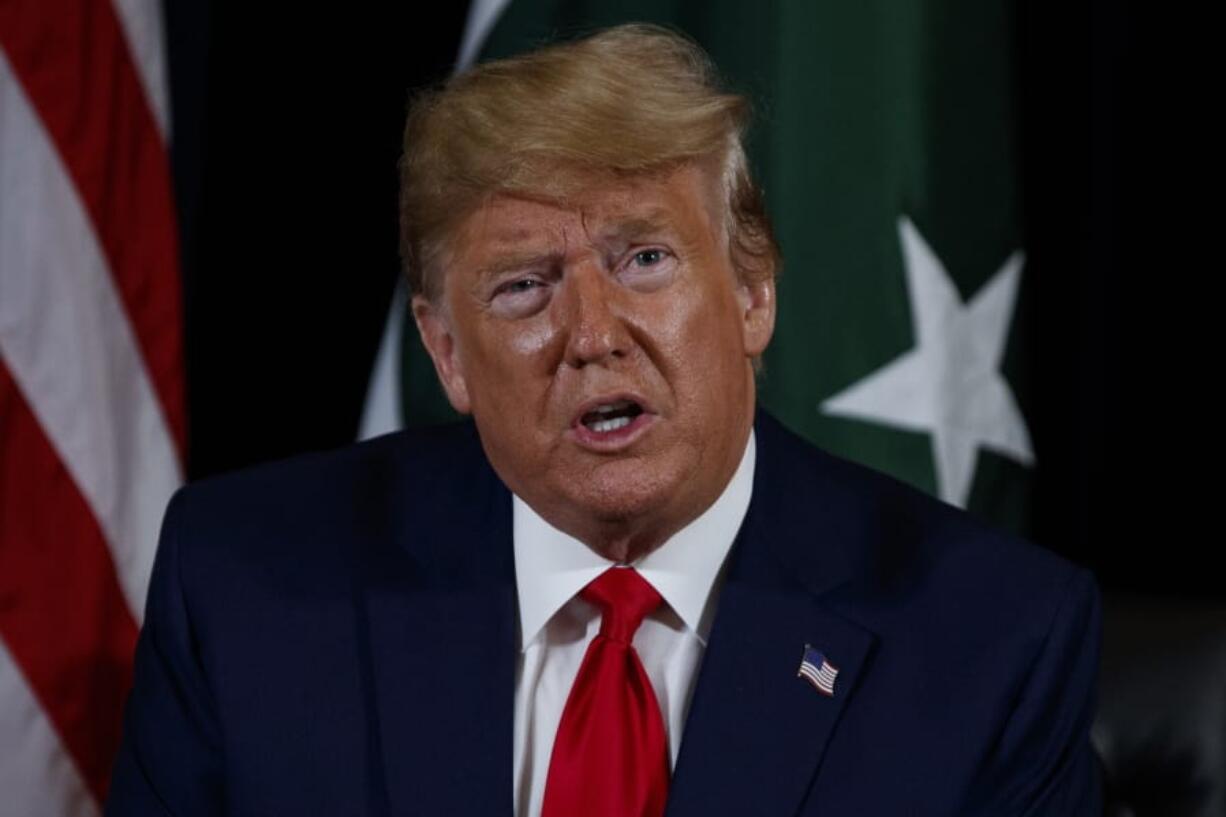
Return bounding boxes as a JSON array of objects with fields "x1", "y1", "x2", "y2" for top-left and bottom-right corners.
[{"x1": 562, "y1": 456, "x2": 685, "y2": 524}]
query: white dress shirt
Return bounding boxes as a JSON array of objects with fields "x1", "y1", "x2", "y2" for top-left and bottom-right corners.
[{"x1": 511, "y1": 431, "x2": 756, "y2": 817}]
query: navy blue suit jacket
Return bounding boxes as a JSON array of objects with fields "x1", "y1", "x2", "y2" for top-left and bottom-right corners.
[{"x1": 108, "y1": 411, "x2": 1101, "y2": 815}]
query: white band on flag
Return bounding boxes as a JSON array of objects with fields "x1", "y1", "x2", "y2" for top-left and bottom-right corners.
[
  {"x1": 358, "y1": 0, "x2": 513, "y2": 439},
  {"x1": 457, "y1": 0, "x2": 514, "y2": 72},
  {"x1": 109, "y1": 0, "x2": 171, "y2": 139},
  {"x1": 0, "y1": 639, "x2": 98, "y2": 817},
  {"x1": 0, "y1": 49, "x2": 181, "y2": 622},
  {"x1": 358, "y1": 280, "x2": 408, "y2": 440}
]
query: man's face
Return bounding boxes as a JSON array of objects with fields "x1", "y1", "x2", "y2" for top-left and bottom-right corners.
[{"x1": 414, "y1": 162, "x2": 775, "y2": 553}]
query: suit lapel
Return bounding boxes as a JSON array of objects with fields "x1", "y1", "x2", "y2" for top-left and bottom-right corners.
[
  {"x1": 666, "y1": 583, "x2": 875, "y2": 817},
  {"x1": 666, "y1": 411, "x2": 886, "y2": 817},
  {"x1": 358, "y1": 424, "x2": 518, "y2": 817},
  {"x1": 366, "y1": 585, "x2": 517, "y2": 817}
]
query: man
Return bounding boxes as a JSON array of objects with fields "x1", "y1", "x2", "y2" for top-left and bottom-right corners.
[{"x1": 108, "y1": 25, "x2": 1100, "y2": 816}]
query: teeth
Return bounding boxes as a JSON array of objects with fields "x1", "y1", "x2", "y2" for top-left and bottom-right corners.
[
  {"x1": 590, "y1": 416, "x2": 632, "y2": 433},
  {"x1": 593, "y1": 400, "x2": 633, "y2": 416}
]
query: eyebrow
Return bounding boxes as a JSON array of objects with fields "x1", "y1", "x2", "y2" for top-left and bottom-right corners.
[
  {"x1": 474, "y1": 250, "x2": 560, "y2": 282},
  {"x1": 471, "y1": 208, "x2": 679, "y2": 281}
]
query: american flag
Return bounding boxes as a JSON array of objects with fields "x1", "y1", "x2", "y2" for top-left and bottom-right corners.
[
  {"x1": 798, "y1": 646, "x2": 839, "y2": 697},
  {"x1": 1, "y1": 1, "x2": 183, "y2": 813}
]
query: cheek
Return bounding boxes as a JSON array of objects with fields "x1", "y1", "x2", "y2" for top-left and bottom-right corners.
[
  {"x1": 460, "y1": 317, "x2": 563, "y2": 415},
  {"x1": 652, "y1": 286, "x2": 745, "y2": 373},
  {"x1": 504, "y1": 316, "x2": 561, "y2": 359}
]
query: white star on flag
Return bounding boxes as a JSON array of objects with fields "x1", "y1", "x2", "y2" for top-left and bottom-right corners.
[{"x1": 821, "y1": 216, "x2": 1034, "y2": 508}]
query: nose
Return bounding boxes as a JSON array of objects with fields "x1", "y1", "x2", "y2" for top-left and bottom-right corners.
[{"x1": 560, "y1": 263, "x2": 630, "y2": 368}]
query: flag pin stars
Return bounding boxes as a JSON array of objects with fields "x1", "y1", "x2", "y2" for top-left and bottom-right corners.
[{"x1": 797, "y1": 644, "x2": 839, "y2": 697}]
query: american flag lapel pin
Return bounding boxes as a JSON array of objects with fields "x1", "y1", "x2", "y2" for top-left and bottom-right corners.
[{"x1": 797, "y1": 644, "x2": 839, "y2": 697}]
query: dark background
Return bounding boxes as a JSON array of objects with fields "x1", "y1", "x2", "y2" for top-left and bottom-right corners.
[
  {"x1": 165, "y1": 4, "x2": 470, "y2": 477},
  {"x1": 164, "y1": 3, "x2": 1209, "y2": 597}
]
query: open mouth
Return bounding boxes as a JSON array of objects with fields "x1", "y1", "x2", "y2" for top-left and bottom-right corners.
[{"x1": 579, "y1": 399, "x2": 645, "y2": 434}]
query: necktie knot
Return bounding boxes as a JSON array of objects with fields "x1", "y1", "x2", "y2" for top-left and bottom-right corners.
[
  {"x1": 544, "y1": 566, "x2": 670, "y2": 817},
  {"x1": 581, "y1": 567, "x2": 662, "y2": 644}
]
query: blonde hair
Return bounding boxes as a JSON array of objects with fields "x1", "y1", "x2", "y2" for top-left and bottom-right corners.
[{"x1": 399, "y1": 23, "x2": 780, "y2": 299}]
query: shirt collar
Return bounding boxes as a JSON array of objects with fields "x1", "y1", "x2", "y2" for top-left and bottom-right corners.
[{"x1": 513, "y1": 430, "x2": 755, "y2": 651}]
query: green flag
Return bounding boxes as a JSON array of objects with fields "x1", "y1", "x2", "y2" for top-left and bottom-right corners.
[{"x1": 401, "y1": 0, "x2": 1034, "y2": 533}]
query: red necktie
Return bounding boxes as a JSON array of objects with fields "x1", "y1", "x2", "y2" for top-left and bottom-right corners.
[{"x1": 541, "y1": 567, "x2": 669, "y2": 817}]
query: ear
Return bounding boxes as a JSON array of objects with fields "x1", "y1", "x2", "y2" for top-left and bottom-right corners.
[
  {"x1": 737, "y1": 276, "x2": 776, "y2": 357},
  {"x1": 411, "y1": 294, "x2": 472, "y2": 414}
]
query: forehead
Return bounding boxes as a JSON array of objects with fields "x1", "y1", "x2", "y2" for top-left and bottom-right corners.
[{"x1": 448, "y1": 162, "x2": 724, "y2": 263}]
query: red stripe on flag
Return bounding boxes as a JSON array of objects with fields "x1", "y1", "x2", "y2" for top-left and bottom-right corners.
[
  {"x1": 0, "y1": 361, "x2": 141, "y2": 804},
  {"x1": 0, "y1": 0, "x2": 186, "y2": 457}
]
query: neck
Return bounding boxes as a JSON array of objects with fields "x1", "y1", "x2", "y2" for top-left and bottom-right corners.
[{"x1": 575, "y1": 520, "x2": 681, "y2": 565}]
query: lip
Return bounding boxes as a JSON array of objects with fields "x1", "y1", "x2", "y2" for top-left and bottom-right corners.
[{"x1": 568, "y1": 392, "x2": 657, "y2": 453}]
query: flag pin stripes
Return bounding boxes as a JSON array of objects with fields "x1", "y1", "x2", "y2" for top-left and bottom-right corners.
[{"x1": 798, "y1": 645, "x2": 839, "y2": 697}]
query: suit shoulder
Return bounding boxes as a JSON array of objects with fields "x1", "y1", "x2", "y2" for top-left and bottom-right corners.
[
  {"x1": 176, "y1": 421, "x2": 484, "y2": 516},
  {"x1": 752, "y1": 410, "x2": 1092, "y2": 616},
  {"x1": 162, "y1": 421, "x2": 501, "y2": 574},
  {"x1": 749, "y1": 415, "x2": 1100, "y2": 815}
]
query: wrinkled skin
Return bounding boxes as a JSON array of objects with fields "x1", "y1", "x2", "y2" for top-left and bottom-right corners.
[{"x1": 413, "y1": 162, "x2": 775, "y2": 562}]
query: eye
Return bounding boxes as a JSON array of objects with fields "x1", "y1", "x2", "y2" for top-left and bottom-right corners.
[
  {"x1": 496, "y1": 278, "x2": 544, "y2": 296},
  {"x1": 489, "y1": 276, "x2": 551, "y2": 318},
  {"x1": 619, "y1": 246, "x2": 676, "y2": 292},
  {"x1": 632, "y1": 249, "x2": 665, "y2": 267}
]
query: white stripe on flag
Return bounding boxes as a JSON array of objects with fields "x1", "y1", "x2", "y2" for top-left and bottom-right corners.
[
  {"x1": 0, "y1": 639, "x2": 98, "y2": 817},
  {"x1": 359, "y1": 0, "x2": 513, "y2": 438},
  {"x1": 357, "y1": 277, "x2": 407, "y2": 440},
  {"x1": 108, "y1": 0, "x2": 171, "y2": 139},
  {"x1": 0, "y1": 48, "x2": 181, "y2": 622},
  {"x1": 457, "y1": 0, "x2": 514, "y2": 71}
]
